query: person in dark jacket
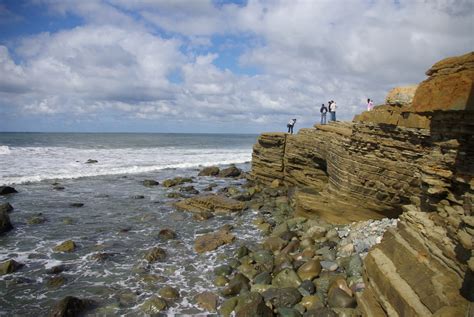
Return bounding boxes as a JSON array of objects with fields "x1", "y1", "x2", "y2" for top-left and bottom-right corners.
[{"x1": 320, "y1": 103, "x2": 328, "y2": 125}]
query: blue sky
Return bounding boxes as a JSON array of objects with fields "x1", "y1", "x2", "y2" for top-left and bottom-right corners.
[{"x1": 0, "y1": 0, "x2": 473, "y2": 133}]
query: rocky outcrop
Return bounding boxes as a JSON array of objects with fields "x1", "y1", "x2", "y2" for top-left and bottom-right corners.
[
  {"x1": 385, "y1": 85, "x2": 418, "y2": 106},
  {"x1": 194, "y1": 225, "x2": 235, "y2": 253},
  {"x1": 175, "y1": 194, "x2": 246, "y2": 214},
  {"x1": 250, "y1": 52, "x2": 473, "y2": 316}
]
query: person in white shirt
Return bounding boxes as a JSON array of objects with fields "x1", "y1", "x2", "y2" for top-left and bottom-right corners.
[
  {"x1": 367, "y1": 98, "x2": 374, "y2": 111},
  {"x1": 329, "y1": 100, "x2": 337, "y2": 121},
  {"x1": 287, "y1": 118, "x2": 296, "y2": 134}
]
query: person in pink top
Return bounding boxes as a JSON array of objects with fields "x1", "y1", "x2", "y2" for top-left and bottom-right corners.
[{"x1": 367, "y1": 98, "x2": 374, "y2": 111}]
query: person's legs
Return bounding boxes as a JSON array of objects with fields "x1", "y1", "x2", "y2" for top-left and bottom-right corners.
[
  {"x1": 323, "y1": 113, "x2": 326, "y2": 124},
  {"x1": 290, "y1": 125, "x2": 293, "y2": 134},
  {"x1": 287, "y1": 125, "x2": 290, "y2": 133},
  {"x1": 321, "y1": 114, "x2": 323, "y2": 125},
  {"x1": 334, "y1": 112, "x2": 336, "y2": 121}
]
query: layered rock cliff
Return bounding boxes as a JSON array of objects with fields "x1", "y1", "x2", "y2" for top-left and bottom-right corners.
[{"x1": 250, "y1": 51, "x2": 473, "y2": 316}]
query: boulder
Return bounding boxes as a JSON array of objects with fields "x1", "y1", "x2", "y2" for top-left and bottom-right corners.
[
  {"x1": 0, "y1": 259, "x2": 23, "y2": 275},
  {"x1": 158, "y1": 228, "x2": 177, "y2": 240},
  {"x1": 162, "y1": 177, "x2": 193, "y2": 187},
  {"x1": 53, "y1": 240, "x2": 76, "y2": 252},
  {"x1": 47, "y1": 275, "x2": 67, "y2": 288},
  {"x1": 412, "y1": 51, "x2": 474, "y2": 111},
  {"x1": 303, "y1": 307, "x2": 337, "y2": 317},
  {"x1": 69, "y1": 203, "x2": 84, "y2": 208},
  {"x1": 27, "y1": 213, "x2": 47, "y2": 225},
  {"x1": 85, "y1": 159, "x2": 98, "y2": 164},
  {"x1": 195, "y1": 291, "x2": 219, "y2": 312},
  {"x1": 0, "y1": 202, "x2": 13, "y2": 213},
  {"x1": 198, "y1": 166, "x2": 220, "y2": 176},
  {"x1": 219, "y1": 165, "x2": 242, "y2": 178},
  {"x1": 385, "y1": 85, "x2": 418, "y2": 106},
  {"x1": 179, "y1": 185, "x2": 199, "y2": 195},
  {"x1": 297, "y1": 259, "x2": 322, "y2": 281},
  {"x1": 0, "y1": 210, "x2": 13, "y2": 234},
  {"x1": 175, "y1": 194, "x2": 245, "y2": 214},
  {"x1": 327, "y1": 287, "x2": 356, "y2": 308},
  {"x1": 234, "y1": 292, "x2": 273, "y2": 317},
  {"x1": 158, "y1": 286, "x2": 180, "y2": 300},
  {"x1": 144, "y1": 247, "x2": 167, "y2": 262},
  {"x1": 221, "y1": 273, "x2": 250, "y2": 296},
  {"x1": 49, "y1": 296, "x2": 96, "y2": 317},
  {"x1": 0, "y1": 186, "x2": 17, "y2": 195},
  {"x1": 262, "y1": 287, "x2": 302, "y2": 308},
  {"x1": 140, "y1": 296, "x2": 167, "y2": 314},
  {"x1": 272, "y1": 268, "x2": 302, "y2": 288},
  {"x1": 195, "y1": 226, "x2": 235, "y2": 253},
  {"x1": 143, "y1": 179, "x2": 159, "y2": 187}
]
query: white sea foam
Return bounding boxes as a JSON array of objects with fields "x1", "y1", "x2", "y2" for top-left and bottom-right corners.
[
  {"x1": 0, "y1": 145, "x2": 10, "y2": 155},
  {"x1": 0, "y1": 146, "x2": 252, "y2": 185}
]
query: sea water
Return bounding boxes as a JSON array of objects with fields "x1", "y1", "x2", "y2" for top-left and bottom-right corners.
[{"x1": 0, "y1": 133, "x2": 261, "y2": 316}]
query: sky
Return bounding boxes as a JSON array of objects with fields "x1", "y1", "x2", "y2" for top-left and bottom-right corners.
[{"x1": 0, "y1": 0, "x2": 473, "y2": 133}]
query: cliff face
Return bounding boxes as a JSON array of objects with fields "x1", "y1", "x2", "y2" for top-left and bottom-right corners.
[{"x1": 250, "y1": 51, "x2": 473, "y2": 315}]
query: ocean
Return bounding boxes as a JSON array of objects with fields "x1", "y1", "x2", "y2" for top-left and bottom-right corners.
[{"x1": 0, "y1": 133, "x2": 261, "y2": 315}]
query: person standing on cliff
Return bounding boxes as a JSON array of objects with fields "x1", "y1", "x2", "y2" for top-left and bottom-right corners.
[
  {"x1": 320, "y1": 103, "x2": 328, "y2": 125},
  {"x1": 329, "y1": 100, "x2": 337, "y2": 121},
  {"x1": 287, "y1": 118, "x2": 296, "y2": 134},
  {"x1": 367, "y1": 98, "x2": 374, "y2": 111}
]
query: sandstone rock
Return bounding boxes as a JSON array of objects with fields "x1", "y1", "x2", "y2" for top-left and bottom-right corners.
[
  {"x1": 0, "y1": 209, "x2": 13, "y2": 234},
  {"x1": 198, "y1": 166, "x2": 220, "y2": 176},
  {"x1": 301, "y1": 295, "x2": 323, "y2": 310},
  {"x1": 194, "y1": 226, "x2": 235, "y2": 253},
  {"x1": 327, "y1": 287, "x2": 356, "y2": 308},
  {"x1": 53, "y1": 240, "x2": 76, "y2": 253},
  {"x1": 195, "y1": 291, "x2": 219, "y2": 312},
  {"x1": 219, "y1": 165, "x2": 242, "y2": 178},
  {"x1": 140, "y1": 296, "x2": 167, "y2": 314},
  {"x1": 175, "y1": 194, "x2": 245, "y2": 214},
  {"x1": 49, "y1": 296, "x2": 96, "y2": 317},
  {"x1": 263, "y1": 236, "x2": 287, "y2": 252},
  {"x1": 193, "y1": 210, "x2": 214, "y2": 221},
  {"x1": 0, "y1": 259, "x2": 23, "y2": 275},
  {"x1": 143, "y1": 179, "x2": 159, "y2": 187},
  {"x1": 144, "y1": 247, "x2": 166, "y2": 262},
  {"x1": 385, "y1": 85, "x2": 418, "y2": 106},
  {"x1": 412, "y1": 51, "x2": 474, "y2": 111},
  {"x1": 158, "y1": 228, "x2": 177, "y2": 240},
  {"x1": 297, "y1": 259, "x2": 322, "y2": 281},
  {"x1": 0, "y1": 186, "x2": 17, "y2": 195}
]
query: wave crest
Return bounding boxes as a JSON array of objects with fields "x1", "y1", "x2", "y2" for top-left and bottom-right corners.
[{"x1": 0, "y1": 145, "x2": 11, "y2": 155}]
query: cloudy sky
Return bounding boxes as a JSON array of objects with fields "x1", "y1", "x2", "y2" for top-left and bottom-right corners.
[{"x1": 0, "y1": 0, "x2": 473, "y2": 133}]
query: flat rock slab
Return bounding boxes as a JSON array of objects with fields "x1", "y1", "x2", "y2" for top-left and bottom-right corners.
[
  {"x1": 175, "y1": 194, "x2": 245, "y2": 214},
  {"x1": 194, "y1": 227, "x2": 235, "y2": 253}
]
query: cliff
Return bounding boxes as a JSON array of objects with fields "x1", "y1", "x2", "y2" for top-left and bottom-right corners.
[{"x1": 250, "y1": 51, "x2": 473, "y2": 315}]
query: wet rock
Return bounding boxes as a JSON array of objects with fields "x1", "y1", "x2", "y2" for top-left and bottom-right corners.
[
  {"x1": 303, "y1": 307, "x2": 337, "y2": 317},
  {"x1": 0, "y1": 186, "x2": 17, "y2": 195},
  {"x1": 263, "y1": 236, "x2": 287, "y2": 252},
  {"x1": 195, "y1": 291, "x2": 219, "y2": 312},
  {"x1": 158, "y1": 228, "x2": 177, "y2": 240},
  {"x1": 69, "y1": 203, "x2": 84, "y2": 208},
  {"x1": 140, "y1": 296, "x2": 167, "y2": 314},
  {"x1": 237, "y1": 263, "x2": 258, "y2": 280},
  {"x1": 0, "y1": 259, "x2": 23, "y2": 275},
  {"x1": 218, "y1": 165, "x2": 242, "y2": 178},
  {"x1": 252, "y1": 250, "x2": 274, "y2": 272},
  {"x1": 90, "y1": 252, "x2": 115, "y2": 262},
  {"x1": 219, "y1": 297, "x2": 238, "y2": 317},
  {"x1": 198, "y1": 166, "x2": 220, "y2": 176},
  {"x1": 131, "y1": 195, "x2": 145, "y2": 199},
  {"x1": 300, "y1": 295, "x2": 323, "y2": 310},
  {"x1": 159, "y1": 286, "x2": 180, "y2": 300},
  {"x1": 176, "y1": 194, "x2": 246, "y2": 214},
  {"x1": 262, "y1": 287, "x2": 302, "y2": 308},
  {"x1": 277, "y1": 307, "x2": 302, "y2": 317},
  {"x1": 221, "y1": 273, "x2": 250, "y2": 296},
  {"x1": 234, "y1": 292, "x2": 273, "y2": 317},
  {"x1": 214, "y1": 264, "x2": 233, "y2": 277},
  {"x1": 162, "y1": 177, "x2": 193, "y2": 187},
  {"x1": 297, "y1": 259, "x2": 322, "y2": 281},
  {"x1": 193, "y1": 210, "x2": 214, "y2": 221},
  {"x1": 194, "y1": 226, "x2": 235, "y2": 253},
  {"x1": 46, "y1": 265, "x2": 68, "y2": 274},
  {"x1": 254, "y1": 271, "x2": 272, "y2": 285},
  {"x1": 53, "y1": 240, "x2": 76, "y2": 253},
  {"x1": 272, "y1": 268, "x2": 302, "y2": 288},
  {"x1": 143, "y1": 179, "x2": 159, "y2": 187},
  {"x1": 144, "y1": 247, "x2": 167, "y2": 262},
  {"x1": 49, "y1": 296, "x2": 96, "y2": 317},
  {"x1": 346, "y1": 255, "x2": 363, "y2": 277},
  {"x1": 203, "y1": 183, "x2": 218, "y2": 191},
  {"x1": 0, "y1": 202, "x2": 13, "y2": 213},
  {"x1": 320, "y1": 260, "x2": 338, "y2": 272},
  {"x1": 53, "y1": 185, "x2": 65, "y2": 190},
  {"x1": 298, "y1": 280, "x2": 316, "y2": 296},
  {"x1": 327, "y1": 287, "x2": 356, "y2": 308},
  {"x1": 214, "y1": 276, "x2": 229, "y2": 286},
  {"x1": 179, "y1": 185, "x2": 199, "y2": 195},
  {"x1": 235, "y1": 245, "x2": 250, "y2": 258},
  {"x1": 62, "y1": 217, "x2": 74, "y2": 225},
  {"x1": 27, "y1": 213, "x2": 47, "y2": 225},
  {"x1": 85, "y1": 159, "x2": 98, "y2": 164},
  {"x1": 167, "y1": 192, "x2": 184, "y2": 198},
  {"x1": 228, "y1": 258, "x2": 241, "y2": 269},
  {"x1": 0, "y1": 209, "x2": 13, "y2": 234},
  {"x1": 47, "y1": 275, "x2": 67, "y2": 288}
]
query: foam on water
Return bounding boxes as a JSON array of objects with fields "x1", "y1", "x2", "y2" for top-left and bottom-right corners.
[{"x1": 0, "y1": 146, "x2": 251, "y2": 185}]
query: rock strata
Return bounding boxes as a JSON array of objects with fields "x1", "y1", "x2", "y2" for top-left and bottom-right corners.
[{"x1": 175, "y1": 194, "x2": 246, "y2": 214}]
